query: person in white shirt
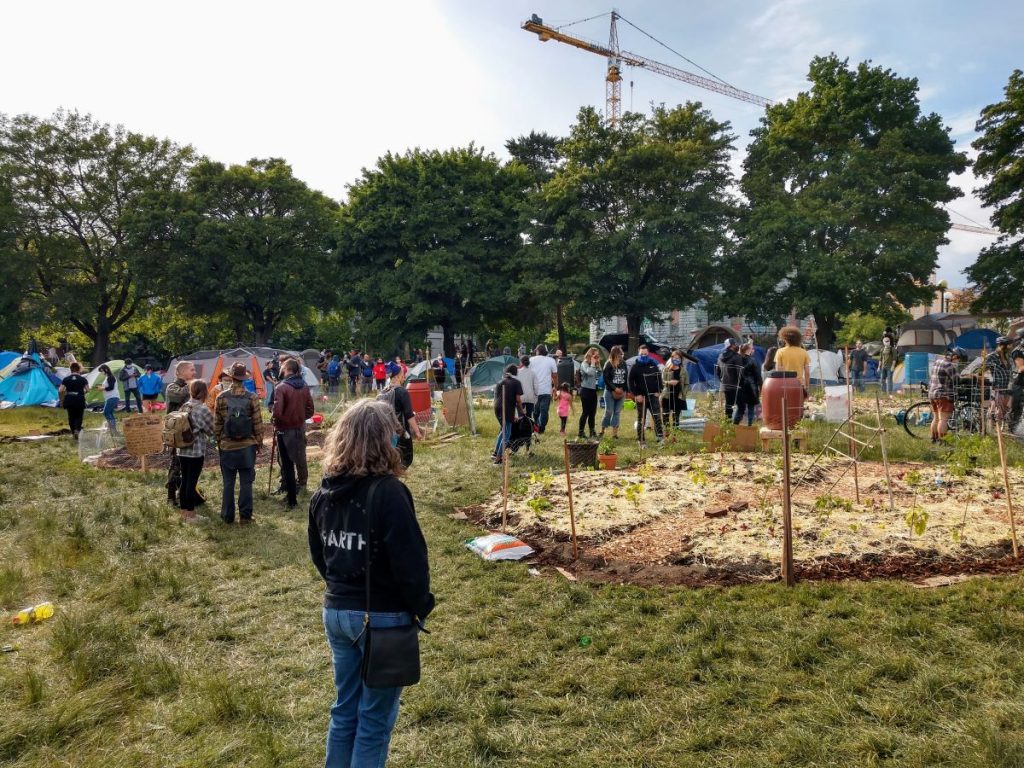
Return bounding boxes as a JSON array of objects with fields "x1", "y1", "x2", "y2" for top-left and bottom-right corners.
[
  {"x1": 514, "y1": 355, "x2": 537, "y2": 419},
  {"x1": 529, "y1": 344, "x2": 558, "y2": 434}
]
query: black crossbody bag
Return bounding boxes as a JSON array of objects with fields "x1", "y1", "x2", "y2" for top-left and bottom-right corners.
[{"x1": 354, "y1": 477, "x2": 428, "y2": 688}]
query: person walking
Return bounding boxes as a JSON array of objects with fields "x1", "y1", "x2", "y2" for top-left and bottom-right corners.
[
  {"x1": 138, "y1": 365, "x2": 163, "y2": 412},
  {"x1": 379, "y1": 364, "x2": 423, "y2": 468},
  {"x1": 119, "y1": 359, "x2": 143, "y2": 413},
  {"x1": 628, "y1": 344, "x2": 665, "y2": 448},
  {"x1": 661, "y1": 350, "x2": 689, "y2": 429},
  {"x1": 273, "y1": 358, "x2": 314, "y2": 509},
  {"x1": 176, "y1": 379, "x2": 215, "y2": 523},
  {"x1": 715, "y1": 339, "x2": 744, "y2": 420},
  {"x1": 514, "y1": 355, "x2": 537, "y2": 420},
  {"x1": 59, "y1": 362, "x2": 89, "y2": 439},
  {"x1": 98, "y1": 364, "x2": 120, "y2": 435},
  {"x1": 529, "y1": 345, "x2": 558, "y2": 434},
  {"x1": 601, "y1": 345, "x2": 628, "y2": 439},
  {"x1": 491, "y1": 364, "x2": 525, "y2": 463},
  {"x1": 556, "y1": 382, "x2": 573, "y2": 435},
  {"x1": 848, "y1": 340, "x2": 869, "y2": 392},
  {"x1": 732, "y1": 342, "x2": 763, "y2": 426},
  {"x1": 165, "y1": 360, "x2": 195, "y2": 506},
  {"x1": 214, "y1": 362, "x2": 263, "y2": 524},
  {"x1": 577, "y1": 347, "x2": 601, "y2": 439},
  {"x1": 308, "y1": 399, "x2": 434, "y2": 768},
  {"x1": 878, "y1": 336, "x2": 896, "y2": 397},
  {"x1": 928, "y1": 348, "x2": 962, "y2": 443}
]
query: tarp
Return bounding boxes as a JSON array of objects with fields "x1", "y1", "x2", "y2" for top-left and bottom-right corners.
[
  {"x1": 954, "y1": 328, "x2": 999, "y2": 356},
  {"x1": 468, "y1": 356, "x2": 519, "y2": 391},
  {"x1": 684, "y1": 343, "x2": 765, "y2": 392},
  {"x1": 0, "y1": 353, "x2": 60, "y2": 407}
]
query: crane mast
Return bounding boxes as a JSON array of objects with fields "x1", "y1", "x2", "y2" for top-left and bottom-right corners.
[{"x1": 522, "y1": 11, "x2": 770, "y2": 126}]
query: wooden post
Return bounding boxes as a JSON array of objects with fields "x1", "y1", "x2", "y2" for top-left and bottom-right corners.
[
  {"x1": 846, "y1": 346, "x2": 860, "y2": 504},
  {"x1": 267, "y1": 430, "x2": 277, "y2": 493},
  {"x1": 501, "y1": 394, "x2": 509, "y2": 534},
  {"x1": 874, "y1": 392, "x2": 895, "y2": 513},
  {"x1": 562, "y1": 440, "x2": 579, "y2": 560},
  {"x1": 141, "y1": 455, "x2": 148, "y2": 472},
  {"x1": 781, "y1": 393, "x2": 795, "y2": 586},
  {"x1": 980, "y1": 343, "x2": 988, "y2": 437},
  {"x1": 995, "y1": 425, "x2": 1019, "y2": 559}
]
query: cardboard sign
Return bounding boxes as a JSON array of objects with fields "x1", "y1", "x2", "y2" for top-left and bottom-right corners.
[
  {"x1": 122, "y1": 414, "x2": 165, "y2": 457},
  {"x1": 442, "y1": 388, "x2": 471, "y2": 427},
  {"x1": 732, "y1": 425, "x2": 759, "y2": 451}
]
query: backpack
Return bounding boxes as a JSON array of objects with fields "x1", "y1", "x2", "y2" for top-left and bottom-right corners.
[
  {"x1": 162, "y1": 406, "x2": 195, "y2": 449},
  {"x1": 327, "y1": 359, "x2": 341, "y2": 378},
  {"x1": 223, "y1": 393, "x2": 254, "y2": 440}
]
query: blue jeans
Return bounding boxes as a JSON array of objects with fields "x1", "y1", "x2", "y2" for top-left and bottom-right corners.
[
  {"x1": 124, "y1": 387, "x2": 142, "y2": 412},
  {"x1": 733, "y1": 400, "x2": 756, "y2": 426},
  {"x1": 534, "y1": 394, "x2": 552, "y2": 433},
  {"x1": 102, "y1": 397, "x2": 118, "y2": 428},
  {"x1": 602, "y1": 393, "x2": 624, "y2": 429},
  {"x1": 219, "y1": 445, "x2": 257, "y2": 522},
  {"x1": 323, "y1": 608, "x2": 410, "y2": 768},
  {"x1": 851, "y1": 369, "x2": 864, "y2": 391},
  {"x1": 493, "y1": 422, "x2": 512, "y2": 457},
  {"x1": 880, "y1": 367, "x2": 892, "y2": 394}
]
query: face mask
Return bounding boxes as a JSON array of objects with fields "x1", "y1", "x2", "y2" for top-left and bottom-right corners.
[
  {"x1": 637, "y1": 354, "x2": 651, "y2": 364},
  {"x1": 671, "y1": 358, "x2": 681, "y2": 366},
  {"x1": 391, "y1": 434, "x2": 400, "y2": 447}
]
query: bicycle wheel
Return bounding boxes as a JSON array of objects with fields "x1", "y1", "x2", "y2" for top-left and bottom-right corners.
[
  {"x1": 902, "y1": 401, "x2": 933, "y2": 438},
  {"x1": 951, "y1": 403, "x2": 982, "y2": 436}
]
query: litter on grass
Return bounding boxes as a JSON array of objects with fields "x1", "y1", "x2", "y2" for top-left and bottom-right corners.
[{"x1": 466, "y1": 533, "x2": 534, "y2": 561}]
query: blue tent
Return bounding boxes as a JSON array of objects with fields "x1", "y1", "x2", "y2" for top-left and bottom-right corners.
[
  {"x1": 0, "y1": 353, "x2": 60, "y2": 407},
  {"x1": 685, "y1": 343, "x2": 765, "y2": 393},
  {"x1": 0, "y1": 351, "x2": 19, "y2": 373},
  {"x1": 954, "y1": 328, "x2": 999, "y2": 356}
]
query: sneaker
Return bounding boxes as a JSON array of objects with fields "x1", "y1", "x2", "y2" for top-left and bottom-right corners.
[
  {"x1": 639, "y1": 441, "x2": 647, "y2": 450},
  {"x1": 240, "y1": 518, "x2": 253, "y2": 526}
]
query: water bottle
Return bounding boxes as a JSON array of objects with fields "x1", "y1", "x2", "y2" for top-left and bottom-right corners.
[
  {"x1": 11, "y1": 602, "x2": 54, "y2": 626},
  {"x1": 934, "y1": 470, "x2": 943, "y2": 488}
]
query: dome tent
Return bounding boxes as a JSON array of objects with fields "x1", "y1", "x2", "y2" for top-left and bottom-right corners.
[
  {"x1": 688, "y1": 324, "x2": 742, "y2": 351},
  {"x1": 897, "y1": 313, "x2": 977, "y2": 354},
  {"x1": 468, "y1": 356, "x2": 520, "y2": 392},
  {"x1": 0, "y1": 352, "x2": 59, "y2": 407}
]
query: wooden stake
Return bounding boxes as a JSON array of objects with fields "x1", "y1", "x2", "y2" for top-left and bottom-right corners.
[
  {"x1": 995, "y1": 425, "x2": 1019, "y2": 559},
  {"x1": 874, "y1": 392, "x2": 895, "y2": 513},
  {"x1": 846, "y1": 346, "x2": 860, "y2": 504},
  {"x1": 980, "y1": 343, "x2": 988, "y2": 437},
  {"x1": 501, "y1": 384, "x2": 509, "y2": 533},
  {"x1": 562, "y1": 440, "x2": 579, "y2": 560},
  {"x1": 267, "y1": 431, "x2": 277, "y2": 493},
  {"x1": 141, "y1": 455, "x2": 148, "y2": 472},
  {"x1": 781, "y1": 393, "x2": 795, "y2": 586}
]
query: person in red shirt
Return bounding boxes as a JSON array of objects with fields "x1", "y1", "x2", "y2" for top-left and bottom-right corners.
[{"x1": 372, "y1": 358, "x2": 387, "y2": 391}]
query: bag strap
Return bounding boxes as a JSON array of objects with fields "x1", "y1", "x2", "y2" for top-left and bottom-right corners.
[{"x1": 362, "y1": 476, "x2": 386, "y2": 623}]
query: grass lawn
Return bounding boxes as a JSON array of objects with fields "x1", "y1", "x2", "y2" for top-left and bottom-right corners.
[{"x1": 2, "y1": 398, "x2": 1024, "y2": 767}]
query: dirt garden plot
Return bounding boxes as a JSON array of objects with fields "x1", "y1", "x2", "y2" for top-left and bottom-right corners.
[{"x1": 462, "y1": 453, "x2": 1024, "y2": 587}]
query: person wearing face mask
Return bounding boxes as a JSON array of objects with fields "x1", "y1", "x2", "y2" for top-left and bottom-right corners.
[
  {"x1": 661, "y1": 349, "x2": 689, "y2": 429},
  {"x1": 628, "y1": 344, "x2": 665, "y2": 448},
  {"x1": 878, "y1": 335, "x2": 897, "y2": 397}
]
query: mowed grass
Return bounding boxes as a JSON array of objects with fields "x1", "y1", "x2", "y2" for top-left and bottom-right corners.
[{"x1": 1, "y1": 401, "x2": 1024, "y2": 767}]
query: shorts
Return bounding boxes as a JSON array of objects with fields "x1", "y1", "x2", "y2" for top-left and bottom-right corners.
[
  {"x1": 930, "y1": 398, "x2": 953, "y2": 414},
  {"x1": 142, "y1": 394, "x2": 159, "y2": 401}
]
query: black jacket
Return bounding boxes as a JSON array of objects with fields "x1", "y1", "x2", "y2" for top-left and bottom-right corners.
[
  {"x1": 716, "y1": 348, "x2": 744, "y2": 390},
  {"x1": 308, "y1": 474, "x2": 434, "y2": 619},
  {"x1": 736, "y1": 355, "x2": 763, "y2": 405},
  {"x1": 627, "y1": 358, "x2": 661, "y2": 398}
]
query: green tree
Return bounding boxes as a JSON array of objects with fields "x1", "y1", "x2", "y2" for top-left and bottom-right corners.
[
  {"x1": 338, "y1": 146, "x2": 528, "y2": 357},
  {"x1": 0, "y1": 176, "x2": 29, "y2": 348},
  {"x1": 0, "y1": 110, "x2": 194, "y2": 363},
  {"x1": 967, "y1": 69, "x2": 1024, "y2": 313},
  {"x1": 139, "y1": 158, "x2": 340, "y2": 345},
  {"x1": 715, "y1": 56, "x2": 968, "y2": 348},
  {"x1": 539, "y1": 105, "x2": 736, "y2": 355}
]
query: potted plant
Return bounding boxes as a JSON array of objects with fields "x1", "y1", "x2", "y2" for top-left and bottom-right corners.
[{"x1": 597, "y1": 436, "x2": 618, "y2": 470}]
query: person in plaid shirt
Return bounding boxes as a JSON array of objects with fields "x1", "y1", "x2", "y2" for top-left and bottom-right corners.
[
  {"x1": 177, "y1": 379, "x2": 215, "y2": 522},
  {"x1": 984, "y1": 337, "x2": 1013, "y2": 422},
  {"x1": 928, "y1": 347, "x2": 963, "y2": 442}
]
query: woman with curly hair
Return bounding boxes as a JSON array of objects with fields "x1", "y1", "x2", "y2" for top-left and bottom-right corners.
[{"x1": 773, "y1": 326, "x2": 810, "y2": 390}]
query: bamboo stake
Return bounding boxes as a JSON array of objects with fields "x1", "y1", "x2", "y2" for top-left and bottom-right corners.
[
  {"x1": 781, "y1": 393, "x2": 795, "y2": 586},
  {"x1": 995, "y1": 424, "x2": 1019, "y2": 559},
  {"x1": 846, "y1": 345, "x2": 860, "y2": 504},
  {"x1": 874, "y1": 391, "x2": 895, "y2": 513},
  {"x1": 562, "y1": 440, "x2": 579, "y2": 560},
  {"x1": 980, "y1": 343, "x2": 988, "y2": 437},
  {"x1": 501, "y1": 384, "x2": 509, "y2": 533}
]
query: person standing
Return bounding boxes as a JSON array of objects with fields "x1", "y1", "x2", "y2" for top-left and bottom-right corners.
[
  {"x1": 878, "y1": 336, "x2": 897, "y2": 397},
  {"x1": 138, "y1": 365, "x2": 163, "y2": 412},
  {"x1": 98, "y1": 364, "x2": 120, "y2": 435},
  {"x1": 848, "y1": 340, "x2": 869, "y2": 392},
  {"x1": 984, "y1": 337, "x2": 1013, "y2": 423},
  {"x1": 628, "y1": 344, "x2": 665, "y2": 448},
  {"x1": 262, "y1": 358, "x2": 278, "y2": 408},
  {"x1": 431, "y1": 355, "x2": 447, "y2": 391},
  {"x1": 601, "y1": 345, "x2": 628, "y2": 439},
  {"x1": 491, "y1": 365, "x2": 525, "y2": 463},
  {"x1": 928, "y1": 348, "x2": 962, "y2": 443},
  {"x1": 345, "y1": 351, "x2": 361, "y2": 396},
  {"x1": 514, "y1": 355, "x2": 537, "y2": 419},
  {"x1": 59, "y1": 362, "x2": 89, "y2": 439},
  {"x1": 326, "y1": 354, "x2": 342, "y2": 396},
  {"x1": 1009, "y1": 349, "x2": 1024, "y2": 433},
  {"x1": 273, "y1": 358, "x2": 314, "y2": 509},
  {"x1": 732, "y1": 343, "x2": 763, "y2": 426},
  {"x1": 372, "y1": 358, "x2": 387, "y2": 391},
  {"x1": 359, "y1": 353, "x2": 374, "y2": 394},
  {"x1": 119, "y1": 359, "x2": 143, "y2": 413},
  {"x1": 214, "y1": 362, "x2": 264, "y2": 524},
  {"x1": 165, "y1": 360, "x2": 194, "y2": 506},
  {"x1": 716, "y1": 339, "x2": 744, "y2": 419},
  {"x1": 774, "y1": 327, "x2": 811, "y2": 391},
  {"x1": 308, "y1": 399, "x2": 434, "y2": 768},
  {"x1": 529, "y1": 345, "x2": 558, "y2": 434},
  {"x1": 661, "y1": 350, "x2": 689, "y2": 429},
  {"x1": 577, "y1": 347, "x2": 601, "y2": 439},
  {"x1": 379, "y1": 364, "x2": 423, "y2": 468},
  {"x1": 176, "y1": 379, "x2": 214, "y2": 522}
]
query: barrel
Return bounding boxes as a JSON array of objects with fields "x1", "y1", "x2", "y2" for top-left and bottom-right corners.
[
  {"x1": 761, "y1": 370, "x2": 804, "y2": 429},
  {"x1": 903, "y1": 352, "x2": 932, "y2": 385},
  {"x1": 407, "y1": 381, "x2": 431, "y2": 414}
]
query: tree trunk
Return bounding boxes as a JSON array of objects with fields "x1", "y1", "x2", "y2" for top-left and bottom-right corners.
[
  {"x1": 626, "y1": 315, "x2": 642, "y2": 357},
  {"x1": 814, "y1": 313, "x2": 838, "y2": 350},
  {"x1": 555, "y1": 304, "x2": 567, "y2": 354},
  {"x1": 441, "y1": 323, "x2": 455, "y2": 358},
  {"x1": 90, "y1": 331, "x2": 109, "y2": 366}
]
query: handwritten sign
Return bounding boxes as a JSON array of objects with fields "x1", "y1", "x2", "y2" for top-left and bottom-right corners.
[{"x1": 122, "y1": 414, "x2": 165, "y2": 457}]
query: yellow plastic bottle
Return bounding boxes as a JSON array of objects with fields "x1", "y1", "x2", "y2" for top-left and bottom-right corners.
[{"x1": 11, "y1": 602, "x2": 54, "y2": 626}]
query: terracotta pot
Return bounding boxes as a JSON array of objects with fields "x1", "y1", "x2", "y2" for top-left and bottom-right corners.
[{"x1": 598, "y1": 453, "x2": 618, "y2": 470}]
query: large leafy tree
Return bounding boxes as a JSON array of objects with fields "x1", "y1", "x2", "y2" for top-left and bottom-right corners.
[
  {"x1": 138, "y1": 158, "x2": 340, "y2": 345},
  {"x1": 0, "y1": 176, "x2": 29, "y2": 348},
  {"x1": 539, "y1": 105, "x2": 736, "y2": 355},
  {"x1": 338, "y1": 146, "x2": 529, "y2": 356},
  {"x1": 0, "y1": 110, "x2": 193, "y2": 363},
  {"x1": 967, "y1": 69, "x2": 1024, "y2": 313},
  {"x1": 715, "y1": 56, "x2": 968, "y2": 347}
]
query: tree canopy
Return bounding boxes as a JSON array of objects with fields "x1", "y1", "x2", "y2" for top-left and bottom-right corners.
[
  {"x1": 966, "y1": 69, "x2": 1024, "y2": 313},
  {"x1": 712, "y1": 56, "x2": 968, "y2": 347}
]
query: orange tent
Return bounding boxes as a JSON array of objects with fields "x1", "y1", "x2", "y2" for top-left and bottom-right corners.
[{"x1": 204, "y1": 353, "x2": 267, "y2": 408}]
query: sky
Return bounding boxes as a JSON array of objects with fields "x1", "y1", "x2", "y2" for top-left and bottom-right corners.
[{"x1": 2, "y1": 0, "x2": 1021, "y2": 288}]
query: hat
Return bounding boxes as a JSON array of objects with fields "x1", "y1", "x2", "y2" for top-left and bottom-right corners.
[
  {"x1": 228, "y1": 362, "x2": 249, "y2": 381},
  {"x1": 145, "y1": 364, "x2": 153, "y2": 371},
  {"x1": 996, "y1": 336, "x2": 1010, "y2": 345},
  {"x1": 725, "y1": 337, "x2": 739, "y2": 347}
]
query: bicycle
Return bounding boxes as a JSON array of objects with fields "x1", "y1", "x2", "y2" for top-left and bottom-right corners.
[{"x1": 902, "y1": 380, "x2": 985, "y2": 439}]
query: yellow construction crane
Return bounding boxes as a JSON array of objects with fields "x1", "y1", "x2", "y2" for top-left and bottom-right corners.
[{"x1": 522, "y1": 11, "x2": 770, "y2": 126}]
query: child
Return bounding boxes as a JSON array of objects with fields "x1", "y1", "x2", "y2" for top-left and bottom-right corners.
[{"x1": 556, "y1": 382, "x2": 574, "y2": 435}]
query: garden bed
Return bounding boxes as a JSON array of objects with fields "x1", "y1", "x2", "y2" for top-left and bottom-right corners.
[{"x1": 462, "y1": 452, "x2": 1024, "y2": 586}]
